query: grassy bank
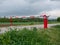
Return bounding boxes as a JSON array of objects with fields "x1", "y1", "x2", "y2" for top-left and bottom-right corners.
[
  {"x1": 0, "y1": 25, "x2": 60, "y2": 45},
  {"x1": 0, "y1": 21, "x2": 59, "y2": 26}
]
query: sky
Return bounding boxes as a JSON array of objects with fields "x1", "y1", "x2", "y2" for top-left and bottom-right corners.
[{"x1": 0, "y1": 0, "x2": 60, "y2": 18}]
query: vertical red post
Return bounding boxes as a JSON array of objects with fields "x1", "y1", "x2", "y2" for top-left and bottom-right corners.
[
  {"x1": 10, "y1": 16, "x2": 12, "y2": 26},
  {"x1": 43, "y1": 15, "x2": 48, "y2": 29}
]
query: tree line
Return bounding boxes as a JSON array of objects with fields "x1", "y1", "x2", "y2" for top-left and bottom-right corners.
[
  {"x1": 0, "y1": 17, "x2": 60, "y2": 22},
  {"x1": 0, "y1": 18, "x2": 43, "y2": 22}
]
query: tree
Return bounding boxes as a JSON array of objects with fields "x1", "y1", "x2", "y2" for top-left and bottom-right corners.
[{"x1": 57, "y1": 17, "x2": 60, "y2": 22}]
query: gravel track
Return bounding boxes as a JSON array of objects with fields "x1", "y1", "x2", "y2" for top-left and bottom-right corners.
[{"x1": 0, "y1": 23, "x2": 60, "y2": 33}]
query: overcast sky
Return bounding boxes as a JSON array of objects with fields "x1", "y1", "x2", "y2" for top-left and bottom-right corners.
[{"x1": 0, "y1": 0, "x2": 60, "y2": 18}]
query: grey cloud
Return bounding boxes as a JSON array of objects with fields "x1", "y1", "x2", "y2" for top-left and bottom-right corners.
[
  {"x1": 49, "y1": 1, "x2": 60, "y2": 10},
  {"x1": 25, "y1": 0, "x2": 45, "y2": 2},
  {"x1": 25, "y1": 0, "x2": 41, "y2": 3},
  {"x1": 0, "y1": 0, "x2": 60, "y2": 16},
  {"x1": 0, "y1": 0, "x2": 6, "y2": 4}
]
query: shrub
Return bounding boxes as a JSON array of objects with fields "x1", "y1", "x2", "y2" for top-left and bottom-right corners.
[
  {"x1": 57, "y1": 17, "x2": 60, "y2": 22},
  {"x1": 0, "y1": 28, "x2": 60, "y2": 45}
]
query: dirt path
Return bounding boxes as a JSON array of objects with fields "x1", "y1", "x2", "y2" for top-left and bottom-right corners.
[{"x1": 0, "y1": 23, "x2": 60, "y2": 33}]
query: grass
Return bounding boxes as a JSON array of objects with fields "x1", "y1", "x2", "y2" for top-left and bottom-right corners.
[
  {"x1": 0, "y1": 22, "x2": 42, "y2": 27},
  {"x1": 52, "y1": 25, "x2": 60, "y2": 29},
  {"x1": 0, "y1": 22, "x2": 42, "y2": 25},
  {"x1": 0, "y1": 25, "x2": 60, "y2": 45},
  {"x1": 0, "y1": 21, "x2": 59, "y2": 26}
]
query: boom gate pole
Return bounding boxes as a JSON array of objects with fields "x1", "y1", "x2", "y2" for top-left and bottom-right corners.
[{"x1": 43, "y1": 15, "x2": 48, "y2": 29}]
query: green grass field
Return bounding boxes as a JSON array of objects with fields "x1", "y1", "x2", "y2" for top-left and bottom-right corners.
[
  {"x1": 0, "y1": 21, "x2": 59, "y2": 26},
  {"x1": 0, "y1": 25, "x2": 60, "y2": 45}
]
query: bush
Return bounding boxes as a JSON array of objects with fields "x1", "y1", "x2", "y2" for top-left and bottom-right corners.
[
  {"x1": 0, "y1": 18, "x2": 43, "y2": 22},
  {"x1": 0, "y1": 28, "x2": 60, "y2": 45},
  {"x1": 57, "y1": 17, "x2": 60, "y2": 22}
]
